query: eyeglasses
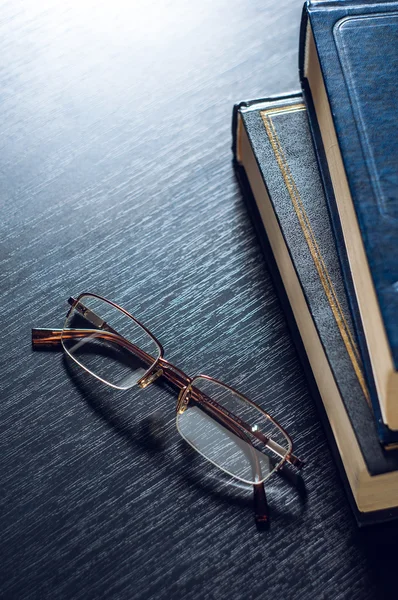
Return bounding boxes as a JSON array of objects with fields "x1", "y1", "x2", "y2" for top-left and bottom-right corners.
[{"x1": 32, "y1": 293, "x2": 303, "y2": 526}]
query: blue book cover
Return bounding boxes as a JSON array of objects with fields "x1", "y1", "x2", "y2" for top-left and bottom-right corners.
[
  {"x1": 299, "y1": 0, "x2": 398, "y2": 433},
  {"x1": 232, "y1": 92, "x2": 398, "y2": 524}
]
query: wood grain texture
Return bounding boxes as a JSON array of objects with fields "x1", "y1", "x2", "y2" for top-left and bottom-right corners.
[{"x1": 0, "y1": 1, "x2": 397, "y2": 599}]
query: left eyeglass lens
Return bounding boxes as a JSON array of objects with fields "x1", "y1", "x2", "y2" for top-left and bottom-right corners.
[{"x1": 61, "y1": 295, "x2": 160, "y2": 389}]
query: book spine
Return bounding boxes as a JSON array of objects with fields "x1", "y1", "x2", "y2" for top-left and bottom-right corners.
[
  {"x1": 298, "y1": 4, "x2": 309, "y2": 82},
  {"x1": 232, "y1": 92, "x2": 305, "y2": 157}
]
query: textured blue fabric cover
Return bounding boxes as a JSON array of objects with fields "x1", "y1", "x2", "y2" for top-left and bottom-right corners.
[{"x1": 307, "y1": 0, "x2": 398, "y2": 369}]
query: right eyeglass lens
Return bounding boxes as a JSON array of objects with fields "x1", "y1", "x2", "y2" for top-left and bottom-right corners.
[
  {"x1": 61, "y1": 294, "x2": 160, "y2": 389},
  {"x1": 176, "y1": 376, "x2": 291, "y2": 485}
]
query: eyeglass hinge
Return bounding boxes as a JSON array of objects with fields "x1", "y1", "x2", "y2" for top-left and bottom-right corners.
[
  {"x1": 177, "y1": 388, "x2": 191, "y2": 414},
  {"x1": 138, "y1": 368, "x2": 163, "y2": 389}
]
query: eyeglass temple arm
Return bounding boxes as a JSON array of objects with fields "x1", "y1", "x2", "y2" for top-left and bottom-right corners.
[
  {"x1": 253, "y1": 482, "x2": 269, "y2": 527},
  {"x1": 31, "y1": 326, "x2": 167, "y2": 379},
  {"x1": 32, "y1": 298, "x2": 190, "y2": 387},
  {"x1": 31, "y1": 327, "x2": 190, "y2": 389}
]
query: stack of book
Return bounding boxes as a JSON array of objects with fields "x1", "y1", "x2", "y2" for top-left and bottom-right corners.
[{"x1": 232, "y1": 0, "x2": 398, "y2": 525}]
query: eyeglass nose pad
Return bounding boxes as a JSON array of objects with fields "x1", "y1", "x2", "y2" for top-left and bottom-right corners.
[
  {"x1": 177, "y1": 387, "x2": 191, "y2": 414},
  {"x1": 137, "y1": 368, "x2": 163, "y2": 389}
]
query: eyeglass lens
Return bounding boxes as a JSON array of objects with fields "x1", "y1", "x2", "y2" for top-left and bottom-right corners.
[{"x1": 62, "y1": 294, "x2": 160, "y2": 390}]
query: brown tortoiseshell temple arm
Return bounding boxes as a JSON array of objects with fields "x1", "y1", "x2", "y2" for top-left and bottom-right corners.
[{"x1": 31, "y1": 328, "x2": 192, "y2": 391}]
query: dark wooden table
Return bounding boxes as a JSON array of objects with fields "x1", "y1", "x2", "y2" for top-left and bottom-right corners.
[{"x1": 1, "y1": 1, "x2": 397, "y2": 598}]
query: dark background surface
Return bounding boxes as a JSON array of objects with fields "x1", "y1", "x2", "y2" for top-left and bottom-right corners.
[{"x1": 0, "y1": 1, "x2": 397, "y2": 598}]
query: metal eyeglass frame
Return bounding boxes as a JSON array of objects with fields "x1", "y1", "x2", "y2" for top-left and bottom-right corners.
[{"x1": 32, "y1": 292, "x2": 304, "y2": 527}]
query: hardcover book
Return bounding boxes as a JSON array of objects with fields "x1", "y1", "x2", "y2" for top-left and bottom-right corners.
[
  {"x1": 232, "y1": 92, "x2": 398, "y2": 524},
  {"x1": 299, "y1": 0, "x2": 398, "y2": 432}
]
